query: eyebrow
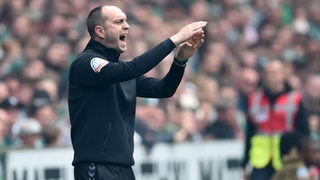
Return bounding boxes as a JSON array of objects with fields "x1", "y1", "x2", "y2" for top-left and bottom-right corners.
[{"x1": 112, "y1": 17, "x2": 126, "y2": 21}]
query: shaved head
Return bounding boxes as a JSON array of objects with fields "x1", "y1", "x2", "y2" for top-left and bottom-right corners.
[
  {"x1": 87, "y1": 5, "x2": 126, "y2": 38},
  {"x1": 86, "y1": 5, "x2": 129, "y2": 53},
  {"x1": 262, "y1": 59, "x2": 286, "y2": 93},
  {"x1": 87, "y1": 5, "x2": 105, "y2": 38}
]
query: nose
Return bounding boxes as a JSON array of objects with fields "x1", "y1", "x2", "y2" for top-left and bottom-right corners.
[{"x1": 124, "y1": 21, "x2": 130, "y2": 30}]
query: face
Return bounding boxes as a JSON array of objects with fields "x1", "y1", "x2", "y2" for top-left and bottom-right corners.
[
  {"x1": 218, "y1": 107, "x2": 237, "y2": 126},
  {"x1": 263, "y1": 60, "x2": 285, "y2": 91},
  {"x1": 100, "y1": 6, "x2": 130, "y2": 53},
  {"x1": 0, "y1": 109, "x2": 10, "y2": 138},
  {"x1": 239, "y1": 68, "x2": 259, "y2": 94},
  {"x1": 302, "y1": 142, "x2": 320, "y2": 167}
]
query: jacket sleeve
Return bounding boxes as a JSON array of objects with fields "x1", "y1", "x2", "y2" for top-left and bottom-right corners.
[
  {"x1": 241, "y1": 116, "x2": 256, "y2": 168},
  {"x1": 136, "y1": 61, "x2": 185, "y2": 98},
  {"x1": 241, "y1": 97, "x2": 256, "y2": 169},
  {"x1": 295, "y1": 102, "x2": 310, "y2": 136},
  {"x1": 71, "y1": 39, "x2": 176, "y2": 86}
]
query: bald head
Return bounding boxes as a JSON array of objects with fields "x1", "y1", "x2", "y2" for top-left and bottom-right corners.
[
  {"x1": 86, "y1": 5, "x2": 129, "y2": 52},
  {"x1": 262, "y1": 59, "x2": 286, "y2": 93},
  {"x1": 86, "y1": 5, "x2": 126, "y2": 38},
  {"x1": 101, "y1": 5, "x2": 125, "y2": 15}
]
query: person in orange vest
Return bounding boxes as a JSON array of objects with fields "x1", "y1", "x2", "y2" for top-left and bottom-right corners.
[{"x1": 241, "y1": 59, "x2": 310, "y2": 180}]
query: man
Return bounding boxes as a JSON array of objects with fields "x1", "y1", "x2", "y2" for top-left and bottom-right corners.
[
  {"x1": 203, "y1": 98, "x2": 243, "y2": 140},
  {"x1": 272, "y1": 133, "x2": 320, "y2": 180},
  {"x1": 236, "y1": 67, "x2": 259, "y2": 114},
  {"x1": 242, "y1": 59, "x2": 309, "y2": 180},
  {"x1": 68, "y1": 5, "x2": 207, "y2": 180}
]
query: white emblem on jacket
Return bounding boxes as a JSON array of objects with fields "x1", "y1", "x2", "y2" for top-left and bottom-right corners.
[{"x1": 90, "y1": 57, "x2": 109, "y2": 73}]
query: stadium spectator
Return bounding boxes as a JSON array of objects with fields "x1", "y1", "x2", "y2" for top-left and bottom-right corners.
[
  {"x1": 0, "y1": 108, "x2": 10, "y2": 149},
  {"x1": 42, "y1": 124, "x2": 63, "y2": 147},
  {"x1": 174, "y1": 109, "x2": 201, "y2": 142},
  {"x1": 236, "y1": 67, "x2": 260, "y2": 114},
  {"x1": 272, "y1": 132, "x2": 320, "y2": 180},
  {"x1": 135, "y1": 104, "x2": 174, "y2": 145},
  {"x1": 303, "y1": 74, "x2": 320, "y2": 115},
  {"x1": 309, "y1": 113, "x2": 320, "y2": 140},
  {"x1": 17, "y1": 118, "x2": 42, "y2": 149},
  {"x1": 203, "y1": 98, "x2": 244, "y2": 140}
]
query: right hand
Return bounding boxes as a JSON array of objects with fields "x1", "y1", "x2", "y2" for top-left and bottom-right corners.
[
  {"x1": 170, "y1": 21, "x2": 207, "y2": 46},
  {"x1": 175, "y1": 32, "x2": 205, "y2": 61},
  {"x1": 243, "y1": 169, "x2": 249, "y2": 180}
]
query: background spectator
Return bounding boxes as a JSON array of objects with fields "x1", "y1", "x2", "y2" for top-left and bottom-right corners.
[
  {"x1": 17, "y1": 118, "x2": 42, "y2": 149},
  {"x1": 203, "y1": 98, "x2": 244, "y2": 140}
]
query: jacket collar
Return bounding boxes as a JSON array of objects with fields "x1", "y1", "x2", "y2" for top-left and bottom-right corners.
[
  {"x1": 85, "y1": 39, "x2": 120, "y2": 62},
  {"x1": 262, "y1": 82, "x2": 292, "y2": 98}
]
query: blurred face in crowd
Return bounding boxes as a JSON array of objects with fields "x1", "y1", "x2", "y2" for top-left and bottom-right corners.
[
  {"x1": 308, "y1": 114, "x2": 320, "y2": 133},
  {"x1": 262, "y1": 60, "x2": 285, "y2": 93},
  {"x1": 220, "y1": 86, "x2": 238, "y2": 102},
  {"x1": 12, "y1": 15, "x2": 32, "y2": 40},
  {"x1": 305, "y1": 75, "x2": 320, "y2": 99},
  {"x1": 46, "y1": 42, "x2": 71, "y2": 70},
  {"x1": 199, "y1": 77, "x2": 219, "y2": 105},
  {"x1": 219, "y1": 107, "x2": 237, "y2": 126},
  {"x1": 0, "y1": 83, "x2": 9, "y2": 102},
  {"x1": 23, "y1": 59, "x2": 46, "y2": 81},
  {"x1": 140, "y1": 106, "x2": 166, "y2": 132},
  {"x1": 0, "y1": 109, "x2": 10, "y2": 139},
  {"x1": 180, "y1": 110, "x2": 198, "y2": 134},
  {"x1": 98, "y1": 6, "x2": 130, "y2": 53},
  {"x1": 238, "y1": 68, "x2": 259, "y2": 95},
  {"x1": 301, "y1": 141, "x2": 320, "y2": 167},
  {"x1": 34, "y1": 105, "x2": 57, "y2": 126}
]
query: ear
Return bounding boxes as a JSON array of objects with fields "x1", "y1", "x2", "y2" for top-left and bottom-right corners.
[{"x1": 95, "y1": 26, "x2": 105, "y2": 39}]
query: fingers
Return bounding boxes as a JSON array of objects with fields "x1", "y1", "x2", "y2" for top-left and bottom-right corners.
[
  {"x1": 189, "y1": 21, "x2": 208, "y2": 31},
  {"x1": 189, "y1": 31, "x2": 205, "y2": 47},
  {"x1": 170, "y1": 21, "x2": 207, "y2": 46}
]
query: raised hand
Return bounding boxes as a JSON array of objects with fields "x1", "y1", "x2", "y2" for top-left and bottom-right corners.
[
  {"x1": 175, "y1": 30, "x2": 205, "y2": 61},
  {"x1": 170, "y1": 21, "x2": 207, "y2": 46}
]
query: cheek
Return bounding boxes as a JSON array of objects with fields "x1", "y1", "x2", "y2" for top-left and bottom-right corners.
[{"x1": 104, "y1": 29, "x2": 118, "y2": 40}]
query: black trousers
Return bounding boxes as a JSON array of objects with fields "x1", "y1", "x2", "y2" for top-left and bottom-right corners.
[
  {"x1": 250, "y1": 163, "x2": 275, "y2": 180},
  {"x1": 74, "y1": 163, "x2": 136, "y2": 180}
]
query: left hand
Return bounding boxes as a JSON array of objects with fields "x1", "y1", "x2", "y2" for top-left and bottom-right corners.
[{"x1": 175, "y1": 31, "x2": 205, "y2": 61}]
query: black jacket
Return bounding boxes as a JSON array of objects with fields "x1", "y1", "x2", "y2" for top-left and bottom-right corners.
[{"x1": 68, "y1": 38, "x2": 185, "y2": 166}]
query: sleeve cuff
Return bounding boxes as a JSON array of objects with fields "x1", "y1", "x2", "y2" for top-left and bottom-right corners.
[{"x1": 173, "y1": 57, "x2": 187, "y2": 67}]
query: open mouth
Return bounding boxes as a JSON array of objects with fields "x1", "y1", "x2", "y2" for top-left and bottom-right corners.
[{"x1": 119, "y1": 34, "x2": 127, "y2": 42}]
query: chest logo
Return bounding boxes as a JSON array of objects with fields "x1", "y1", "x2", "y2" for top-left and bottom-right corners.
[{"x1": 90, "y1": 57, "x2": 109, "y2": 73}]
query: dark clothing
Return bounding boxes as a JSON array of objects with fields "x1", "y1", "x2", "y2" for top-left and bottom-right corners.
[
  {"x1": 204, "y1": 120, "x2": 235, "y2": 139},
  {"x1": 68, "y1": 38, "x2": 185, "y2": 166},
  {"x1": 74, "y1": 163, "x2": 135, "y2": 180},
  {"x1": 241, "y1": 84, "x2": 310, "y2": 175},
  {"x1": 250, "y1": 163, "x2": 275, "y2": 180}
]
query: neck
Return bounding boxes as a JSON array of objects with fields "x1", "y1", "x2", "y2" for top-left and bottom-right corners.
[{"x1": 267, "y1": 84, "x2": 285, "y2": 94}]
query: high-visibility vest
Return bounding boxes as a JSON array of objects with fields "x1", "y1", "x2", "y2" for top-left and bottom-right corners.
[{"x1": 247, "y1": 90, "x2": 301, "y2": 170}]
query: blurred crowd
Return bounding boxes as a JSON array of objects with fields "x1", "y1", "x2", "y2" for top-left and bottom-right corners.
[{"x1": 0, "y1": 0, "x2": 319, "y2": 151}]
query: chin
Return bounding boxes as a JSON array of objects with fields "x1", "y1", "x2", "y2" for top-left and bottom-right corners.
[
  {"x1": 118, "y1": 46, "x2": 127, "y2": 53},
  {"x1": 118, "y1": 49, "x2": 126, "y2": 53}
]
